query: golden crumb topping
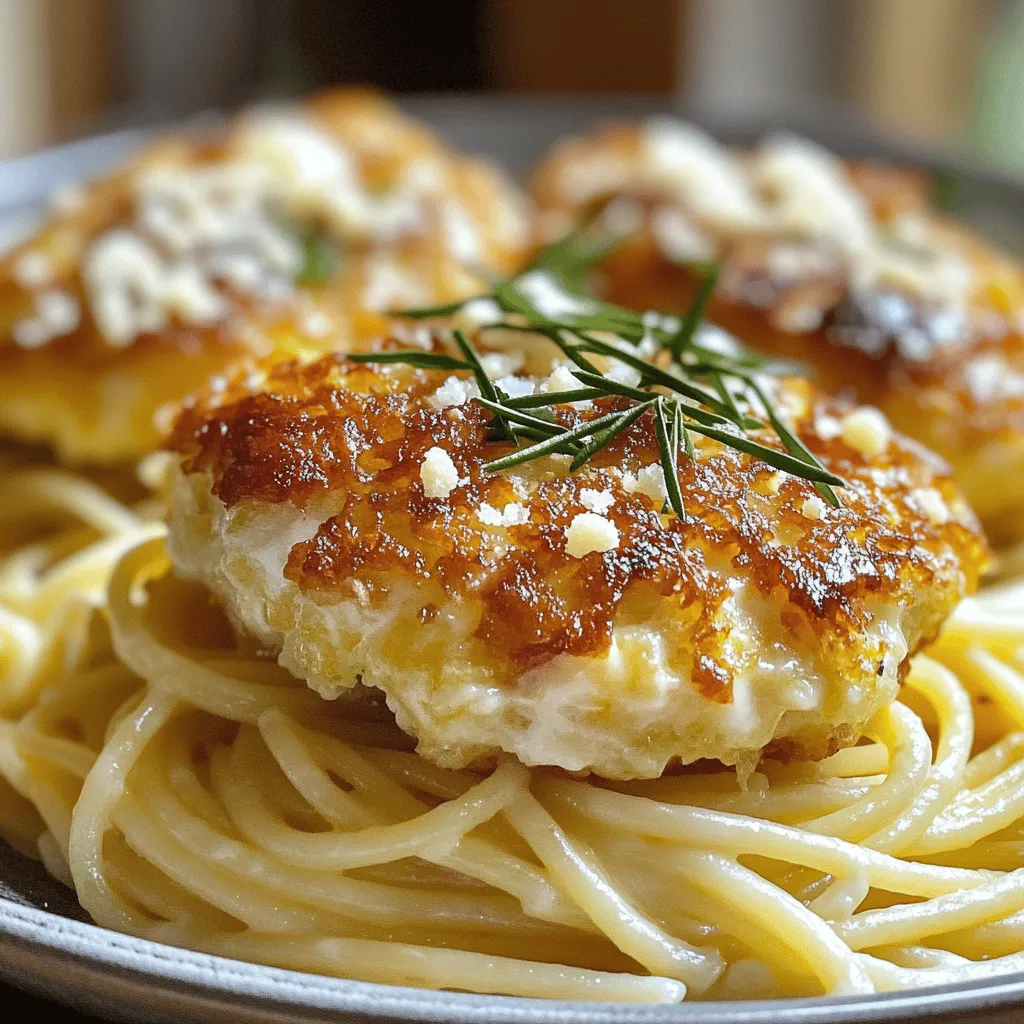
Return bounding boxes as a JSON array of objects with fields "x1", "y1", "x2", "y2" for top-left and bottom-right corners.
[{"x1": 168, "y1": 344, "x2": 986, "y2": 691}]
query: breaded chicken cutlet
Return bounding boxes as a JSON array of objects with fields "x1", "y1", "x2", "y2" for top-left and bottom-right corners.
[
  {"x1": 0, "y1": 89, "x2": 528, "y2": 463},
  {"x1": 531, "y1": 119, "x2": 1024, "y2": 543},
  {"x1": 162, "y1": 318, "x2": 986, "y2": 780}
]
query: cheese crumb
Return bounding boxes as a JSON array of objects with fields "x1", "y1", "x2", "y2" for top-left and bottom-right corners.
[
  {"x1": 420, "y1": 447, "x2": 460, "y2": 499},
  {"x1": 841, "y1": 406, "x2": 891, "y2": 457},
  {"x1": 480, "y1": 350, "x2": 524, "y2": 380},
  {"x1": 580, "y1": 487, "x2": 615, "y2": 514},
  {"x1": 300, "y1": 310, "x2": 333, "y2": 338},
  {"x1": 361, "y1": 257, "x2": 424, "y2": 312},
  {"x1": 12, "y1": 289, "x2": 81, "y2": 348},
  {"x1": 12, "y1": 250, "x2": 53, "y2": 289},
  {"x1": 452, "y1": 297, "x2": 503, "y2": 333},
  {"x1": 601, "y1": 197, "x2": 645, "y2": 236},
  {"x1": 964, "y1": 355, "x2": 1024, "y2": 403},
  {"x1": 428, "y1": 375, "x2": 480, "y2": 410},
  {"x1": 651, "y1": 205, "x2": 715, "y2": 264},
  {"x1": 477, "y1": 503, "x2": 503, "y2": 526},
  {"x1": 912, "y1": 487, "x2": 949, "y2": 525},
  {"x1": 501, "y1": 502, "x2": 530, "y2": 526},
  {"x1": 800, "y1": 495, "x2": 828, "y2": 521},
  {"x1": 606, "y1": 362, "x2": 643, "y2": 388},
  {"x1": 494, "y1": 375, "x2": 535, "y2": 400},
  {"x1": 622, "y1": 463, "x2": 669, "y2": 504},
  {"x1": 392, "y1": 323, "x2": 433, "y2": 350},
  {"x1": 516, "y1": 270, "x2": 595, "y2": 320},
  {"x1": 478, "y1": 501, "x2": 531, "y2": 528},
  {"x1": 815, "y1": 415, "x2": 843, "y2": 441},
  {"x1": 543, "y1": 363, "x2": 592, "y2": 409},
  {"x1": 564, "y1": 512, "x2": 620, "y2": 558},
  {"x1": 774, "y1": 303, "x2": 824, "y2": 333}
]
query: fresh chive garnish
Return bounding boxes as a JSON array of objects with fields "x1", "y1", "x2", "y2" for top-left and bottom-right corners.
[
  {"x1": 745, "y1": 377, "x2": 843, "y2": 507},
  {"x1": 668, "y1": 263, "x2": 718, "y2": 361},
  {"x1": 482, "y1": 405, "x2": 638, "y2": 472},
  {"x1": 506, "y1": 388, "x2": 606, "y2": 409},
  {"x1": 346, "y1": 350, "x2": 471, "y2": 372},
  {"x1": 348, "y1": 229, "x2": 846, "y2": 516},
  {"x1": 654, "y1": 399, "x2": 686, "y2": 519},
  {"x1": 569, "y1": 400, "x2": 656, "y2": 471}
]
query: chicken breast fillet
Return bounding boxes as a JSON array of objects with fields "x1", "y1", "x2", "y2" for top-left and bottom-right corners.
[
  {"x1": 0, "y1": 89, "x2": 528, "y2": 463},
  {"x1": 162, "y1": 332, "x2": 986, "y2": 780},
  {"x1": 531, "y1": 119, "x2": 1024, "y2": 543}
]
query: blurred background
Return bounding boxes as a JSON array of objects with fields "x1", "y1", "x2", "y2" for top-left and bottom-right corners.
[{"x1": 0, "y1": 0, "x2": 1022, "y2": 173}]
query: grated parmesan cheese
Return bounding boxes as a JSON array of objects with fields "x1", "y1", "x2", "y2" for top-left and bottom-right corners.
[
  {"x1": 840, "y1": 407, "x2": 891, "y2": 458},
  {"x1": 12, "y1": 250, "x2": 53, "y2": 289},
  {"x1": 622, "y1": 463, "x2": 669, "y2": 504},
  {"x1": 452, "y1": 297, "x2": 504, "y2": 334},
  {"x1": 441, "y1": 200, "x2": 483, "y2": 263},
  {"x1": 564, "y1": 512, "x2": 620, "y2": 558},
  {"x1": 911, "y1": 487, "x2": 949, "y2": 525},
  {"x1": 800, "y1": 495, "x2": 828, "y2": 521},
  {"x1": 815, "y1": 415, "x2": 843, "y2": 441},
  {"x1": 361, "y1": 257, "x2": 425, "y2": 312},
  {"x1": 542, "y1": 363, "x2": 592, "y2": 408},
  {"x1": 632, "y1": 119, "x2": 978, "y2": 316},
  {"x1": 516, "y1": 270, "x2": 595, "y2": 321},
  {"x1": 644, "y1": 118, "x2": 763, "y2": 232},
  {"x1": 477, "y1": 502, "x2": 531, "y2": 528},
  {"x1": 480, "y1": 350, "x2": 525, "y2": 380},
  {"x1": 12, "y1": 289, "x2": 81, "y2": 348},
  {"x1": 428, "y1": 375, "x2": 480, "y2": 411},
  {"x1": 580, "y1": 488, "x2": 615, "y2": 514},
  {"x1": 650, "y1": 206, "x2": 716, "y2": 265},
  {"x1": 493, "y1": 374, "x2": 535, "y2": 399},
  {"x1": 299, "y1": 310, "x2": 333, "y2": 338},
  {"x1": 25, "y1": 108, "x2": 500, "y2": 351},
  {"x1": 419, "y1": 447, "x2": 460, "y2": 499},
  {"x1": 964, "y1": 354, "x2": 1024, "y2": 404},
  {"x1": 606, "y1": 362, "x2": 643, "y2": 388}
]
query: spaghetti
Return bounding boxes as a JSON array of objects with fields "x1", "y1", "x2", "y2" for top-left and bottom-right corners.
[{"x1": 1, "y1": 463, "x2": 1024, "y2": 1003}]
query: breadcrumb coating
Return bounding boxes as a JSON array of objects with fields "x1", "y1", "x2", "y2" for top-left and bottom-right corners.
[{"x1": 164, "y1": 335, "x2": 986, "y2": 778}]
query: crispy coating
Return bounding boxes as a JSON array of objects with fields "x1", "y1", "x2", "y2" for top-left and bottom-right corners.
[
  {"x1": 0, "y1": 90, "x2": 528, "y2": 463},
  {"x1": 530, "y1": 122, "x2": 1024, "y2": 543},
  {"x1": 164, "y1": 335, "x2": 986, "y2": 778}
]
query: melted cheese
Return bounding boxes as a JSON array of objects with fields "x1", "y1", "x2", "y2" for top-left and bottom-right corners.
[
  {"x1": 165, "y1": 468, "x2": 915, "y2": 778},
  {"x1": 630, "y1": 120, "x2": 977, "y2": 313},
  {"x1": 22, "y1": 107, "x2": 508, "y2": 351}
]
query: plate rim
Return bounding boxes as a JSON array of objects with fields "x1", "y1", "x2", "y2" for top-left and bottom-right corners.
[{"x1": 5, "y1": 894, "x2": 1024, "y2": 1024}]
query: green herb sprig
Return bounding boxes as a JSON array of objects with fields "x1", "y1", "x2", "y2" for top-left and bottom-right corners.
[{"x1": 347, "y1": 224, "x2": 845, "y2": 517}]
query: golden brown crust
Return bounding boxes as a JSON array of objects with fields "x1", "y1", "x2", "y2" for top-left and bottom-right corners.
[{"x1": 167, "y1": 342, "x2": 987, "y2": 691}]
